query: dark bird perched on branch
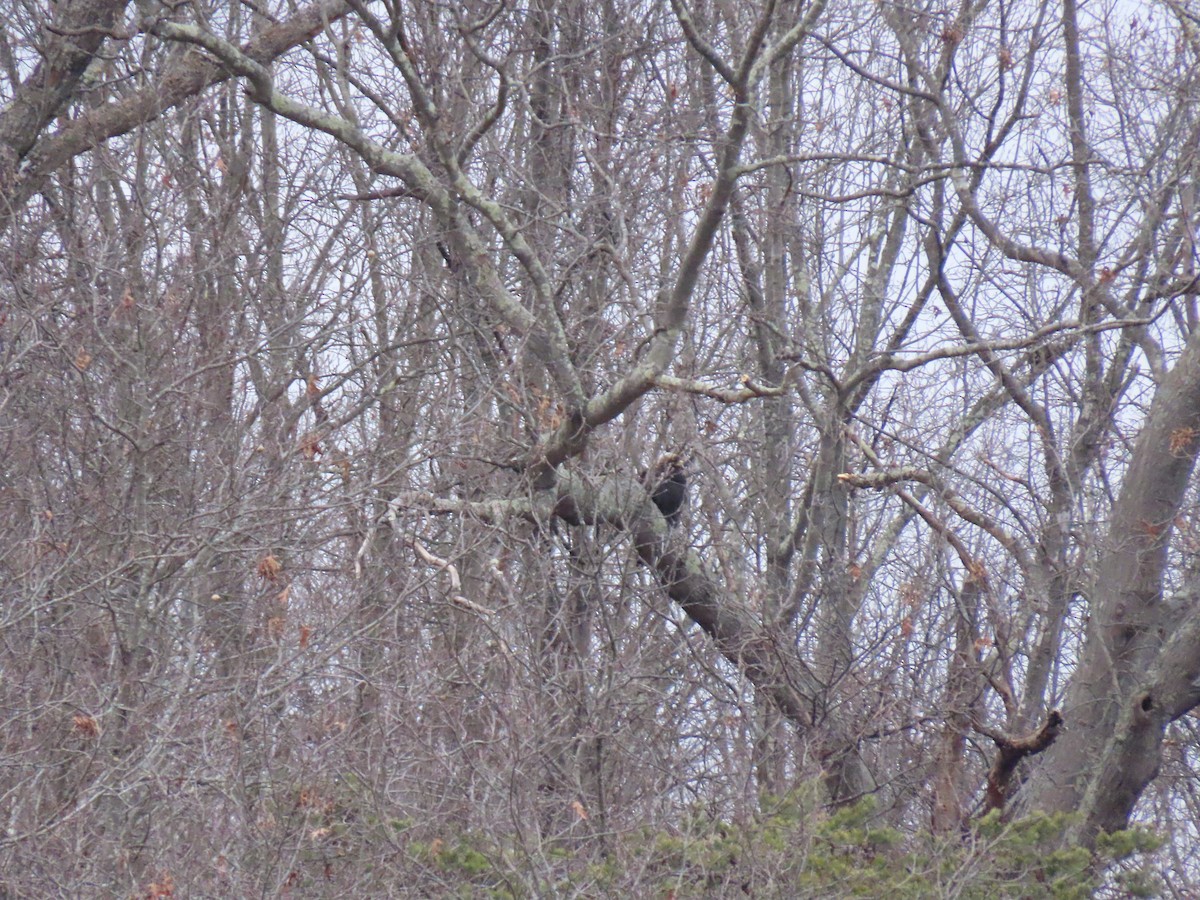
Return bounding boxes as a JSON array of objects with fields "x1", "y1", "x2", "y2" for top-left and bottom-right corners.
[{"x1": 645, "y1": 453, "x2": 688, "y2": 526}]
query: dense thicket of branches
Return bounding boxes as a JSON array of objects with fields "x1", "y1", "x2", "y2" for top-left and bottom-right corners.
[{"x1": 2, "y1": 0, "x2": 1199, "y2": 895}]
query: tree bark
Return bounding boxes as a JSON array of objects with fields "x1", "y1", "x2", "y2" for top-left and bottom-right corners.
[{"x1": 1026, "y1": 327, "x2": 1200, "y2": 838}]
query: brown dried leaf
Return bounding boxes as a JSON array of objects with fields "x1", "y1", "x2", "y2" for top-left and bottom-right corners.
[
  {"x1": 257, "y1": 554, "x2": 282, "y2": 581},
  {"x1": 299, "y1": 433, "x2": 323, "y2": 460},
  {"x1": 144, "y1": 872, "x2": 175, "y2": 898},
  {"x1": 72, "y1": 714, "x2": 101, "y2": 738},
  {"x1": 1169, "y1": 427, "x2": 1197, "y2": 457}
]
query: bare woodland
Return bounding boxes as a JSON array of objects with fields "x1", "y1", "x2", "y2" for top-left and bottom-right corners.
[{"x1": 2, "y1": 0, "x2": 1200, "y2": 895}]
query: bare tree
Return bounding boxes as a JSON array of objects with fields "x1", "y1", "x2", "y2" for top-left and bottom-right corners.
[{"x1": 2, "y1": 0, "x2": 1199, "y2": 894}]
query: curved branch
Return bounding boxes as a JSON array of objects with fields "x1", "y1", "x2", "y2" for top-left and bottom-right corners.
[
  {"x1": 391, "y1": 471, "x2": 823, "y2": 729},
  {"x1": 976, "y1": 711, "x2": 1064, "y2": 816},
  {"x1": 0, "y1": 0, "x2": 131, "y2": 184},
  {"x1": 5, "y1": 0, "x2": 356, "y2": 223},
  {"x1": 555, "y1": 471, "x2": 822, "y2": 727}
]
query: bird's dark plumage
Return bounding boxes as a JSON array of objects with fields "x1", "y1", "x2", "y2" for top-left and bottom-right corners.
[{"x1": 650, "y1": 461, "x2": 687, "y2": 525}]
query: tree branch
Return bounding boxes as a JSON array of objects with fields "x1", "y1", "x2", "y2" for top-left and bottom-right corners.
[{"x1": 977, "y1": 711, "x2": 1064, "y2": 816}]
